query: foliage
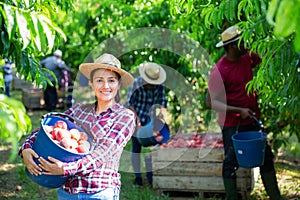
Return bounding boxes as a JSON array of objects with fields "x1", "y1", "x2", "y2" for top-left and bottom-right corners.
[
  {"x1": 56, "y1": 0, "x2": 210, "y2": 132},
  {"x1": 0, "y1": 94, "x2": 31, "y2": 161},
  {"x1": 0, "y1": 0, "x2": 75, "y2": 160},
  {"x1": 169, "y1": 0, "x2": 300, "y2": 153}
]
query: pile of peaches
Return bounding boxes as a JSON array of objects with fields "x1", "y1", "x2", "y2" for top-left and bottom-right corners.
[
  {"x1": 159, "y1": 132, "x2": 223, "y2": 149},
  {"x1": 43, "y1": 120, "x2": 91, "y2": 154}
]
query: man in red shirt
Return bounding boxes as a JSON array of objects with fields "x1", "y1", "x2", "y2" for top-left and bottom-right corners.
[{"x1": 206, "y1": 26, "x2": 282, "y2": 200}]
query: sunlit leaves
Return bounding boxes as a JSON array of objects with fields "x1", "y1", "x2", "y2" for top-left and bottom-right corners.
[
  {"x1": 0, "y1": 0, "x2": 74, "y2": 161},
  {"x1": 267, "y1": 0, "x2": 300, "y2": 52},
  {"x1": 0, "y1": 94, "x2": 32, "y2": 161}
]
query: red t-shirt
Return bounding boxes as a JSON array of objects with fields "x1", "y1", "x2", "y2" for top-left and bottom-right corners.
[{"x1": 208, "y1": 52, "x2": 262, "y2": 127}]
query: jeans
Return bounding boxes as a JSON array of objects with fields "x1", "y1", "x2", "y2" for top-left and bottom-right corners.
[
  {"x1": 57, "y1": 187, "x2": 120, "y2": 200},
  {"x1": 4, "y1": 81, "x2": 11, "y2": 97},
  {"x1": 44, "y1": 84, "x2": 57, "y2": 111},
  {"x1": 131, "y1": 135, "x2": 153, "y2": 183},
  {"x1": 222, "y1": 121, "x2": 275, "y2": 179}
]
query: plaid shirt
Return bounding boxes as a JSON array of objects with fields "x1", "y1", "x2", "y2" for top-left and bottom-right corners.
[
  {"x1": 19, "y1": 103, "x2": 136, "y2": 194},
  {"x1": 126, "y1": 76, "x2": 167, "y2": 125}
]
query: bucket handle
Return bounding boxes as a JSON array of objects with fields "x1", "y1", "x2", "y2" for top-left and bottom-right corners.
[
  {"x1": 42, "y1": 112, "x2": 96, "y2": 143},
  {"x1": 235, "y1": 116, "x2": 266, "y2": 140}
]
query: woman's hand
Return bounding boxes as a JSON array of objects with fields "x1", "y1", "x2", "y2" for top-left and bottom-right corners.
[
  {"x1": 38, "y1": 156, "x2": 65, "y2": 175},
  {"x1": 22, "y1": 149, "x2": 42, "y2": 176}
]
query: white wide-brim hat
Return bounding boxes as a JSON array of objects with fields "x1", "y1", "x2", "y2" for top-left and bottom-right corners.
[
  {"x1": 79, "y1": 53, "x2": 134, "y2": 87},
  {"x1": 139, "y1": 62, "x2": 166, "y2": 85},
  {"x1": 216, "y1": 25, "x2": 241, "y2": 48}
]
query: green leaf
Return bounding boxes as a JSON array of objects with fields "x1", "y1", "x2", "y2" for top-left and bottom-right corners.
[
  {"x1": 294, "y1": 31, "x2": 300, "y2": 52},
  {"x1": 266, "y1": 0, "x2": 279, "y2": 25},
  {"x1": 3, "y1": 5, "x2": 15, "y2": 40},
  {"x1": 274, "y1": 0, "x2": 296, "y2": 37},
  {"x1": 30, "y1": 13, "x2": 41, "y2": 51},
  {"x1": 38, "y1": 15, "x2": 55, "y2": 52},
  {"x1": 16, "y1": 10, "x2": 31, "y2": 49},
  {"x1": 37, "y1": 18, "x2": 47, "y2": 53}
]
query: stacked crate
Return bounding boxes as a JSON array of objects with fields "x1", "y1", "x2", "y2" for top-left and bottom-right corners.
[
  {"x1": 22, "y1": 88, "x2": 65, "y2": 110},
  {"x1": 151, "y1": 133, "x2": 254, "y2": 199}
]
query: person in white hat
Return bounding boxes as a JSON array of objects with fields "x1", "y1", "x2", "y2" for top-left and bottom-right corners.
[
  {"x1": 206, "y1": 25, "x2": 283, "y2": 199},
  {"x1": 20, "y1": 53, "x2": 136, "y2": 199},
  {"x1": 40, "y1": 49, "x2": 73, "y2": 111},
  {"x1": 126, "y1": 62, "x2": 167, "y2": 186}
]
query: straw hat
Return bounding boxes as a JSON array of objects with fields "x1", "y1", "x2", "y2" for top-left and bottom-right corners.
[
  {"x1": 79, "y1": 53, "x2": 134, "y2": 87},
  {"x1": 216, "y1": 26, "x2": 241, "y2": 48},
  {"x1": 139, "y1": 62, "x2": 166, "y2": 85}
]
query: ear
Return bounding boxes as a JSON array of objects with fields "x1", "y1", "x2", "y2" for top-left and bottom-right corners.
[{"x1": 89, "y1": 80, "x2": 93, "y2": 88}]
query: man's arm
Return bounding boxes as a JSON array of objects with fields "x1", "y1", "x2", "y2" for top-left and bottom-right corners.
[{"x1": 206, "y1": 90, "x2": 254, "y2": 119}]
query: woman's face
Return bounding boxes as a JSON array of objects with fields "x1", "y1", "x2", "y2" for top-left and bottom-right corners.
[{"x1": 90, "y1": 69, "x2": 120, "y2": 103}]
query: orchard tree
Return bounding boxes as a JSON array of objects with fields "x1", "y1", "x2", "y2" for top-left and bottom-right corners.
[
  {"x1": 170, "y1": 0, "x2": 300, "y2": 152},
  {"x1": 0, "y1": 0, "x2": 75, "y2": 160}
]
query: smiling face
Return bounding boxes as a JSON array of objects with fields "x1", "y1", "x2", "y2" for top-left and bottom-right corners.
[{"x1": 90, "y1": 68, "x2": 120, "y2": 104}]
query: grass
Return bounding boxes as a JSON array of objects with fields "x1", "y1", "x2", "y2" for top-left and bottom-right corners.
[{"x1": 0, "y1": 90, "x2": 299, "y2": 199}]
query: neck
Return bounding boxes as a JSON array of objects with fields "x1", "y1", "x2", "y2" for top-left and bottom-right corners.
[
  {"x1": 226, "y1": 53, "x2": 240, "y2": 62},
  {"x1": 95, "y1": 100, "x2": 115, "y2": 115}
]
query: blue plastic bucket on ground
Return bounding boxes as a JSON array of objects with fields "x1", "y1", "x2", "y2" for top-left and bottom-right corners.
[
  {"x1": 136, "y1": 117, "x2": 170, "y2": 147},
  {"x1": 25, "y1": 113, "x2": 92, "y2": 188},
  {"x1": 232, "y1": 131, "x2": 267, "y2": 168}
]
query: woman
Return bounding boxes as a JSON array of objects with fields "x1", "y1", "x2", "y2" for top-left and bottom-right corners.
[{"x1": 20, "y1": 53, "x2": 136, "y2": 199}]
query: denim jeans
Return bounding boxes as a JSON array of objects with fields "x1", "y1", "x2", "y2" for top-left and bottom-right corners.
[
  {"x1": 4, "y1": 81, "x2": 11, "y2": 97},
  {"x1": 57, "y1": 187, "x2": 119, "y2": 200},
  {"x1": 222, "y1": 121, "x2": 275, "y2": 179},
  {"x1": 131, "y1": 135, "x2": 153, "y2": 183}
]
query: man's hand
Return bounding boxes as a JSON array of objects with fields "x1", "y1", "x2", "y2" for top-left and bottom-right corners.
[{"x1": 239, "y1": 108, "x2": 255, "y2": 119}]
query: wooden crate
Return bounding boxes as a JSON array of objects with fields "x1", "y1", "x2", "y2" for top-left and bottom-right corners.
[
  {"x1": 12, "y1": 75, "x2": 32, "y2": 90},
  {"x1": 22, "y1": 88, "x2": 65, "y2": 110},
  {"x1": 151, "y1": 134, "x2": 254, "y2": 199},
  {"x1": 22, "y1": 88, "x2": 44, "y2": 109}
]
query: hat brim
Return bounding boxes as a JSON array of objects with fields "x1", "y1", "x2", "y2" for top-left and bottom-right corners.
[
  {"x1": 139, "y1": 64, "x2": 166, "y2": 85},
  {"x1": 79, "y1": 63, "x2": 134, "y2": 87},
  {"x1": 216, "y1": 36, "x2": 240, "y2": 48}
]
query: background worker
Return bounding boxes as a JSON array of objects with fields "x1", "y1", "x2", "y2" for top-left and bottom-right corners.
[
  {"x1": 126, "y1": 62, "x2": 167, "y2": 186},
  {"x1": 40, "y1": 49, "x2": 73, "y2": 111},
  {"x1": 206, "y1": 25, "x2": 282, "y2": 200},
  {"x1": 1, "y1": 59, "x2": 13, "y2": 97}
]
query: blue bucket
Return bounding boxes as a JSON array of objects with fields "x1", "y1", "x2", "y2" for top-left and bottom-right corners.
[
  {"x1": 136, "y1": 118, "x2": 170, "y2": 147},
  {"x1": 25, "y1": 113, "x2": 92, "y2": 188},
  {"x1": 232, "y1": 131, "x2": 267, "y2": 168}
]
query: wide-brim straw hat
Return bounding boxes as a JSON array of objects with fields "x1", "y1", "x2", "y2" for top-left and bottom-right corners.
[
  {"x1": 216, "y1": 25, "x2": 241, "y2": 48},
  {"x1": 79, "y1": 53, "x2": 134, "y2": 87},
  {"x1": 139, "y1": 62, "x2": 166, "y2": 85}
]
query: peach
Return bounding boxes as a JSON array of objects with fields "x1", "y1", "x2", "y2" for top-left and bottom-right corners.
[
  {"x1": 70, "y1": 128, "x2": 81, "y2": 141},
  {"x1": 55, "y1": 128, "x2": 71, "y2": 142},
  {"x1": 54, "y1": 120, "x2": 68, "y2": 130},
  {"x1": 79, "y1": 132, "x2": 88, "y2": 141},
  {"x1": 60, "y1": 138, "x2": 78, "y2": 150}
]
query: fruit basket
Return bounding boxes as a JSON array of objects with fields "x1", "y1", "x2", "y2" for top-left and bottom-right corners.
[{"x1": 25, "y1": 112, "x2": 95, "y2": 188}]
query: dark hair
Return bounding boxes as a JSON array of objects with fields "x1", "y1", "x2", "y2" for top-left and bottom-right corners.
[{"x1": 90, "y1": 68, "x2": 121, "y2": 102}]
